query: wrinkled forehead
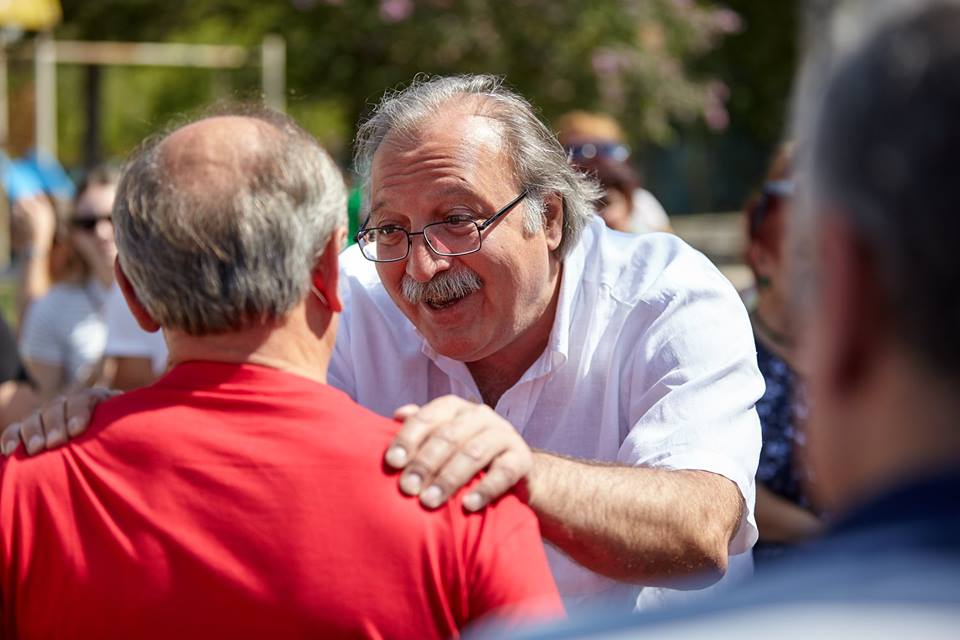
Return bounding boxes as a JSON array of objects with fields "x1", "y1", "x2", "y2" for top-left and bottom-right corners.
[{"x1": 369, "y1": 112, "x2": 517, "y2": 205}]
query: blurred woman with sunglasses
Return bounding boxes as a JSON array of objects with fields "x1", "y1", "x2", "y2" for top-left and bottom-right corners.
[
  {"x1": 555, "y1": 111, "x2": 672, "y2": 234},
  {"x1": 18, "y1": 166, "x2": 119, "y2": 401},
  {"x1": 744, "y1": 143, "x2": 824, "y2": 567}
]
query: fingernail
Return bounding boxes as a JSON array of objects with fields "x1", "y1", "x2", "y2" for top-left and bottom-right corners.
[
  {"x1": 463, "y1": 492, "x2": 485, "y2": 512},
  {"x1": 385, "y1": 446, "x2": 407, "y2": 468},
  {"x1": 2, "y1": 440, "x2": 15, "y2": 456},
  {"x1": 420, "y1": 485, "x2": 444, "y2": 509},
  {"x1": 400, "y1": 472, "x2": 422, "y2": 495},
  {"x1": 27, "y1": 435, "x2": 43, "y2": 454},
  {"x1": 67, "y1": 417, "x2": 82, "y2": 436},
  {"x1": 47, "y1": 429, "x2": 62, "y2": 443}
]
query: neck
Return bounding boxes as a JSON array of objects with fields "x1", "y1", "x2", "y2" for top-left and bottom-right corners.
[
  {"x1": 165, "y1": 302, "x2": 335, "y2": 385},
  {"x1": 467, "y1": 263, "x2": 562, "y2": 407},
  {"x1": 90, "y1": 261, "x2": 115, "y2": 289}
]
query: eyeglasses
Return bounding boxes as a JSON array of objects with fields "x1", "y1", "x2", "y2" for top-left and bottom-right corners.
[
  {"x1": 70, "y1": 215, "x2": 112, "y2": 232},
  {"x1": 565, "y1": 142, "x2": 630, "y2": 164},
  {"x1": 356, "y1": 190, "x2": 528, "y2": 263}
]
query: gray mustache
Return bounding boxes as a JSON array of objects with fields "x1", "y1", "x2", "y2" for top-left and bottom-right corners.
[{"x1": 401, "y1": 269, "x2": 483, "y2": 305}]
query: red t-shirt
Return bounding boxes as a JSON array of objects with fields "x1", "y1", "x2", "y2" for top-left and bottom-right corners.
[{"x1": 0, "y1": 362, "x2": 562, "y2": 638}]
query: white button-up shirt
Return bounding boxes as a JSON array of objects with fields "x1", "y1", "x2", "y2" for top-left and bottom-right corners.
[{"x1": 330, "y1": 215, "x2": 763, "y2": 611}]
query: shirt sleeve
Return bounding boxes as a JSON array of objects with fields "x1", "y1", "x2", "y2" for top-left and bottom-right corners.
[
  {"x1": 455, "y1": 487, "x2": 564, "y2": 628},
  {"x1": 327, "y1": 253, "x2": 358, "y2": 400},
  {"x1": 618, "y1": 253, "x2": 764, "y2": 555}
]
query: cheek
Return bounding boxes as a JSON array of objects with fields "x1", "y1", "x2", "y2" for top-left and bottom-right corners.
[{"x1": 376, "y1": 262, "x2": 403, "y2": 293}]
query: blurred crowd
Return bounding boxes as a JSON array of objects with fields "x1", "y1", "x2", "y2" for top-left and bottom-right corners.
[{"x1": 0, "y1": 1, "x2": 957, "y2": 638}]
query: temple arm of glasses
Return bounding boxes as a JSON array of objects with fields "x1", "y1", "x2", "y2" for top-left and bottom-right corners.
[{"x1": 477, "y1": 190, "x2": 528, "y2": 231}]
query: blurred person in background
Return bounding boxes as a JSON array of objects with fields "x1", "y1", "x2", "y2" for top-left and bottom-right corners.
[
  {"x1": 515, "y1": 4, "x2": 960, "y2": 637},
  {"x1": 0, "y1": 314, "x2": 36, "y2": 427},
  {"x1": 0, "y1": 109, "x2": 562, "y2": 638},
  {"x1": 18, "y1": 166, "x2": 119, "y2": 400},
  {"x1": 555, "y1": 111, "x2": 671, "y2": 234},
  {"x1": 101, "y1": 283, "x2": 168, "y2": 390},
  {"x1": 742, "y1": 143, "x2": 823, "y2": 566},
  {"x1": 3, "y1": 151, "x2": 74, "y2": 324}
]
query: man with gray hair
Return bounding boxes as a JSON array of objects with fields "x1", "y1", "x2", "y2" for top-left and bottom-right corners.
[
  {"x1": 6, "y1": 75, "x2": 763, "y2": 611},
  {"x1": 333, "y1": 74, "x2": 763, "y2": 609},
  {"x1": 0, "y1": 109, "x2": 563, "y2": 637}
]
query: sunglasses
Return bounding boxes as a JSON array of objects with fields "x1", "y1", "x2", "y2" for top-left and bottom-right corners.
[
  {"x1": 70, "y1": 215, "x2": 112, "y2": 232},
  {"x1": 565, "y1": 142, "x2": 630, "y2": 164}
]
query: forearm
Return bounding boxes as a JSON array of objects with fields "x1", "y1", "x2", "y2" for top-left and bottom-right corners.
[
  {"x1": 755, "y1": 484, "x2": 823, "y2": 543},
  {"x1": 526, "y1": 451, "x2": 744, "y2": 587}
]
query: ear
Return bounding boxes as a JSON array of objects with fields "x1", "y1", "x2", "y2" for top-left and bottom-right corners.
[
  {"x1": 747, "y1": 242, "x2": 774, "y2": 285},
  {"x1": 311, "y1": 226, "x2": 347, "y2": 313},
  {"x1": 814, "y1": 214, "x2": 885, "y2": 394},
  {"x1": 114, "y1": 258, "x2": 161, "y2": 333},
  {"x1": 542, "y1": 193, "x2": 564, "y2": 252}
]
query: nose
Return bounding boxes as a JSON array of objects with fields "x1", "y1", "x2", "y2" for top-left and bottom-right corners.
[{"x1": 404, "y1": 234, "x2": 451, "y2": 282}]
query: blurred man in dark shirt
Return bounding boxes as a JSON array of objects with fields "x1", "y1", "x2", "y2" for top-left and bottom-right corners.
[{"x1": 518, "y1": 3, "x2": 960, "y2": 637}]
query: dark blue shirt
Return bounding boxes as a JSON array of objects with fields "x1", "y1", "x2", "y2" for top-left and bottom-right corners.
[{"x1": 753, "y1": 335, "x2": 814, "y2": 564}]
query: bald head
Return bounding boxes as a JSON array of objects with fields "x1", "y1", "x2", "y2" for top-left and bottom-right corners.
[
  {"x1": 159, "y1": 116, "x2": 280, "y2": 204},
  {"x1": 113, "y1": 108, "x2": 347, "y2": 336}
]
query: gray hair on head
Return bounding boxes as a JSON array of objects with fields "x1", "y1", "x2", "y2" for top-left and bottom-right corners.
[
  {"x1": 799, "y1": 1, "x2": 960, "y2": 377},
  {"x1": 354, "y1": 74, "x2": 602, "y2": 259},
  {"x1": 113, "y1": 107, "x2": 347, "y2": 336}
]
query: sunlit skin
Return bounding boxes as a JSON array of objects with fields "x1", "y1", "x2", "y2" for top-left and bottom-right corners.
[
  {"x1": 70, "y1": 182, "x2": 118, "y2": 287},
  {"x1": 599, "y1": 189, "x2": 632, "y2": 233},
  {"x1": 369, "y1": 105, "x2": 563, "y2": 399}
]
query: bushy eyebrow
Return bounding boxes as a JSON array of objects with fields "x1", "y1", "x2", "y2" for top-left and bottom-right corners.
[{"x1": 369, "y1": 185, "x2": 486, "y2": 225}]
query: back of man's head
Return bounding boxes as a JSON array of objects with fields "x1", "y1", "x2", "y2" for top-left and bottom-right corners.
[
  {"x1": 807, "y1": 2, "x2": 960, "y2": 378},
  {"x1": 114, "y1": 109, "x2": 346, "y2": 336}
]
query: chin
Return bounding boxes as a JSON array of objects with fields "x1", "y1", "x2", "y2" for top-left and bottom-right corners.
[{"x1": 422, "y1": 331, "x2": 489, "y2": 363}]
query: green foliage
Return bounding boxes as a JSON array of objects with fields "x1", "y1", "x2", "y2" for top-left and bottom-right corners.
[{"x1": 51, "y1": 0, "x2": 743, "y2": 165}]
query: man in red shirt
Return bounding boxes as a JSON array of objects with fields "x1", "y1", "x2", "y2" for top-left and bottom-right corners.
[{"x1": 0, "y1": 110, "x2": 562, "y2": 638}]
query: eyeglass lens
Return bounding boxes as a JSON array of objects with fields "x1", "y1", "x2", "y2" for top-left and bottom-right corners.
[{"x1": 360, "y1": 221, "x2": 480, "y2": 261}]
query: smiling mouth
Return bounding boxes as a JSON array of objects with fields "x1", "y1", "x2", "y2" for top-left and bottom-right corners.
[{"x1": 424, "y1": 290, "x2": 472, "y2": 311}]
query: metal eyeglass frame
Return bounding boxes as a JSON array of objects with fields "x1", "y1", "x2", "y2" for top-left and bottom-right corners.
[{"x1": 355, "y1": 189, "x2": 529, "y2": 263}]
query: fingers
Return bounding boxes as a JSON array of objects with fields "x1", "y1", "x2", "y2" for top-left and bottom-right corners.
[
  {"x1": 385, "y1": 397, "x2": 464, "y2": 470},
  {"x1": 39, "y1": 396, "x2": 69, "y2": 450},
  {"x1": 386, "y1": 395, "x2": 532, "y2": 511},
  {"x1": 66, "y1": 387, "x2": 116, "y2": 437},
  {"x1": 1, "y1": 387, "x2": 117, "y2": 457},
  {"x1": 402, "y1": 408, "x2": 488, "y2": 507},
  {"x1": 11, "y1": 406, "x2": 50, "y2": 456},
  {"x1": 385, "y1": 404, "x2": 421, "y2": 467},
  {"x1": 0, "y1": 423, "x2": 22, "y2": 456},
  {"x1": 462, "y1": 449, "x2": 532, "y2": 512}
]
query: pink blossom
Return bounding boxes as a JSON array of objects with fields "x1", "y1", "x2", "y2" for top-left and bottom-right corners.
[
  {"x1": 380, "y1": 0, "x2": 414, "y2": 23},
  {"x1": 712, "y1": 8, "x2": 743, "y2": 34},
  {"x1": 703, "y1": 80, "x2": 730, "y2": 131},
  {"x1": 591, "y1": 49, "x2": 620, "y2": 75}
]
